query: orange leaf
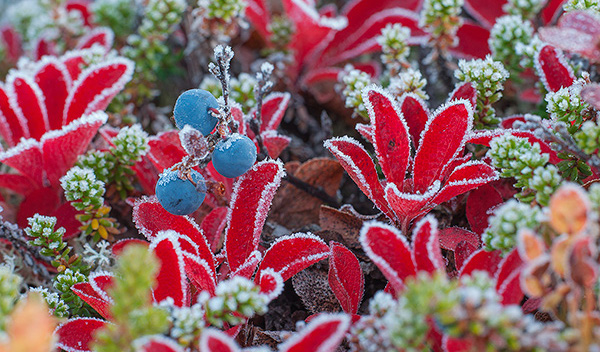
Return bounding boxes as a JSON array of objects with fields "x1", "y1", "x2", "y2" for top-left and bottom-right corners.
[
  {"x1": 516, "y1": 228, "x2": 545, "y2": 261},
  {"x1": 549, "y1": 184, "x2": 590, "y2": 235},
  {"x1": 0, "y1": 293, "x2": 57, "y2": 352}
]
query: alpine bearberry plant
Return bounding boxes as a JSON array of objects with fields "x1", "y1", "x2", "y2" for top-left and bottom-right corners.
[{"x1": 3, "y1": 1, "x2": 600, "y2": 351}]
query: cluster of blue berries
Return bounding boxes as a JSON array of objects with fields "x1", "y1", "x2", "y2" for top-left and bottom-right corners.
[{"x1": 155, "y1": 89, "x2": 257, "y2": 215}]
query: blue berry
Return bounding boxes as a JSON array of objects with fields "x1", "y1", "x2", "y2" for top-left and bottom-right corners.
[
  {"x1": 155, "y1": 168, "x2": 206, "y2": 215},
  {"x1": 212, "y1": 133, "x2": 257, "y2": 178},
  {"x1": 173, "y1": 89, "x2": 220, "y2": 135}
]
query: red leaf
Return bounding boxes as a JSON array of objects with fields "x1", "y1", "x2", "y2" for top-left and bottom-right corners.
[
  {"x1": 147, "y1": 131, "x2": 187, "y2": 172},
  {"x1": 451, "y1": 22, "x2": 491, "y2": 59},
  {"x1": 328, "y1": 242, "x2": 364, "y2": 314},
  {"x1": 0, "y1": 173, "x2": 37, "y2": 196},
  {"x1": 463, "y1": 0, "x2": 505, "y2": 28},
  {"x1": 258, "y1": 268, "x2": 284, "y2": 299},
  {"x1": 111, "y1": 238, "x2": 148, "y2": 256},
  {"x1": 262, "y1": 130, "x2": 291, "y2": 159},
  {"x1": 412, "y1": 216, "x2": 444, "y2": 273},
  {"x1": 132, "y1": 196, "x2": 213, "y2": 265},
  {"x1": 61, "y1": 50, "x2": 88, "y2": 81},
  {"x1": 444, "y1": 336, "x2": 473, "y2": 352},
  {"x1": 184, "y1": 253, "x2": 216, "y2": 296},
  {"x1": 134, "y1": 335, "x2": 185, "y2": 352},
  {"x1": 33, "y1": 37, "x2": 56, "y2": 60},
  {"x1": 459, "y1": 248, "x2": 503, "y2": 278},
  {"x1": 497, "y1": 270, "x2": 524, "y2": 305},
  {"x1": 76, "y1": 27, "x2": 114, "y2": 52},
  {"x1": 231, "y1": 250, "x2": 262, "y2": 279},
  {"x1": 360, "y1": 221, "x2": 415, "y2": 291},
  {"x1": 364, "y1": 87, "x2": 410, "y2": 186},
  {"x1": 34, "y1": 58, "x2": 71, "y2": 131},
  {"x1": 413, "y1": 100, "x2": 473, "y2": 193},
  {"x1": 398, "y1": 93, "x2": 429, "y2": 146},
  {"x1": 66, "y1": 0, "x2": 93, "y2": 26},
  {"x1": 321, "y1": 8, "x2": 426, "y2": 66},
  {"x1": 432, "y1": 161, "x2": 499, "y2": 206},
  {"x1": 384, "y1": 181, "x2": 437, "y2": 225},
  {"x1": 466, "y1": 183, "x2": 503, "y2": 234},
  {"x1": 355, "y1": 123, "x2": 374, "y2": 144},
  {"x1": 448, "y1": 82, "x2": 477, "y2": 107},
  {"x1": 55, "y1": 318, "x2": 107, "y2": 352},
  {"x1": 541, "y1": 0, "x2": 568, "y2": 24},
  {"x1": 64, "y1": 58, "x2": 134, "y2": 124},
  {"x1": 454, "y1": 240, "x2": 478, "y2": 271},
  {"x1": 495, "y1": 249, "x2": 524, "y2": 290},
  {"x1": 256, "y1": 233, "x2": 329, "y2": 281},
  {"x1": 0, "y1": 83, "x2": 26, "y2": 146},
  {"x1": 280, "y1": 313, "x2": 350, "y2": 352},
  {"x1": 535, "y1": 45, "x2": 576, "y2": 92},
  {"x1": 439, "y1": 227, "x2": 481, "y2": 251},
  {"x1": 324, "y1": 137, "x2": 394, "y2": 220},
  {"x1": 7, "y1": 73, "x2": 48, "y2": 140},
  {"x1": 245, "y1": 0, "x2": 271, "y2": 40},
  {"x1": 201, "y1": 206, "x2": 228, "y2": 252},
  {"x1": 149, "y1": 231, "x2": 192, "y2": 306},
  {"x1": 259, "y1": 92, "x2": 290, "y2": 133},
  {"x1": 71, "y1": 273, "x2": 114, "y2": 319},
  {"x1": 0, "y1": 139, "x2": 44, "y2": 186},
  {"x1": 0, "y1": 26, "x2": 22, "y2": 61},
  {"x1": 41, "y1": 112, "x2": 108, "y2": 186},
  {"x1": 224, "y1": 160, "x2": 285, "y2": 273},
  {"x1": 199, "y1": 328, "x2": 241, "y2": 352}
]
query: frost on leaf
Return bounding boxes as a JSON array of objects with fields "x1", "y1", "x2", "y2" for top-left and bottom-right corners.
[
  {"x1": 279, "y1": 313, "x2": 350, "y2": 352},
  {"x1": 534, "y1": 45, "x2": 576, "y2": 93},
  {"x1": 256, "y1": 233, "x2": 330, "y2": 282},
  {"x1": 199, "y1": 328, "x2": 241, "y2": 352},
  {"x1": 55, "y1": 318, "x2": 107, "y2": 352},
  {"x1": 328, "y1": 242, "x2": 364, "y2": 314},
  {"x1": 224, "y1": 159, "x2": 285, "y2": 273}
]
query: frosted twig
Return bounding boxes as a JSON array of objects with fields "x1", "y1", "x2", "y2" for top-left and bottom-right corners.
[
  {"x1": 250, "y1": 62, "x2": 275, "y2": 159},
  {"x1": 209, "y1": 45, "x2": 235, "y2": 130}
]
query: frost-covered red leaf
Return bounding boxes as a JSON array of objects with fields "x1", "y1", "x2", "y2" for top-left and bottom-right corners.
[
  {"x1": 133, "y1": 335, "x2": 185, "y2": 352},
  {"x1": 466, "y1": 183, "x2": 503, "y2": 234},
  {"x1": 459, "y1": 249, "x2": 503, "y2": 278},
  {"x1": 199, "y1": 328, "x2": 241, "y2": 352},
  {"x1": 258, "y1": 268, "x2": 284, "y2": 300},
  {"x1": 256, "y1": 233, "x2": 329, "y2": 282},
  {"x1": 534, "y1": 45, "x2": 576, "y2": 93},
  {"x1": 76, "y1": 27, "x2": 114, "y2": 52},
  {"x1": 399, "y1": 93, "x2": 429, "y2": 146},
  {"x1": 364, "y1": 87, "x2": 410, "y2": 186},
  {"x1": 328, "y1": 242, "x2": 364, "y2": 314},
  {"x1": 71, "y1": 272, "x2": 114, "y2": 320},
  {"x1": 412, "y1": 216, "x2": 444, "y2": 274},
  {"x1": 33, "y1": 58, "x2": 71, "y2": 131},
  {"x1": 413, "y1": 100, "x2": 473, "y2": 193},
  {"x1": 64, "y1": 58, "x2": 134, "y2": 124},
  {"x1": 149, "y1": 231, "x2": 192, "y2": 306},
  {"x1": 258, "y1": 92, "x2": 290, "y2": 133},
  {"x1": 55, "y1": 318, "x2": 107, "y2": 352},
  {"x1": 324, "y1": 137, "x2": 394, "y2": 219},
  {"x1": 360, "y1": 221, "x2": 415, "y2": 291},
  {"x1": 279, "y1": 313, "x2": 350, "y2": 352},
  {"x1": 224, "y1": 159, "x2": 285, "y2": 273}
]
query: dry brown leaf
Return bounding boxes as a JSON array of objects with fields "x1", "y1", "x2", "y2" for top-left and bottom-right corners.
[
  {"x1": 319, "y1": 205, "x2": 363, "y2": 249},
  {"x1": 292, "y1": 267, "x2": 341, "y2": 315},
  {"x1": 0, "y1": 293, "x2": 57, "y2": 352},
  {"x1": 270, "y1": 158, "x2": 343, "y2": 229}
]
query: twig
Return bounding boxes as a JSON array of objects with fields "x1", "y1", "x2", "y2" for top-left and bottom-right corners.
[
  {"x1": 249, "y1": 62, "x2": 275, "y2": 159},
  {"x1": 283, "y1": 174, "x2": 340, "y2": 208}
]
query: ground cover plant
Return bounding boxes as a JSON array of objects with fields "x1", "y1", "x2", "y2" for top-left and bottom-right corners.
[{"x1": 3, "y1": 0, "x2": 600, "y2": 351}]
